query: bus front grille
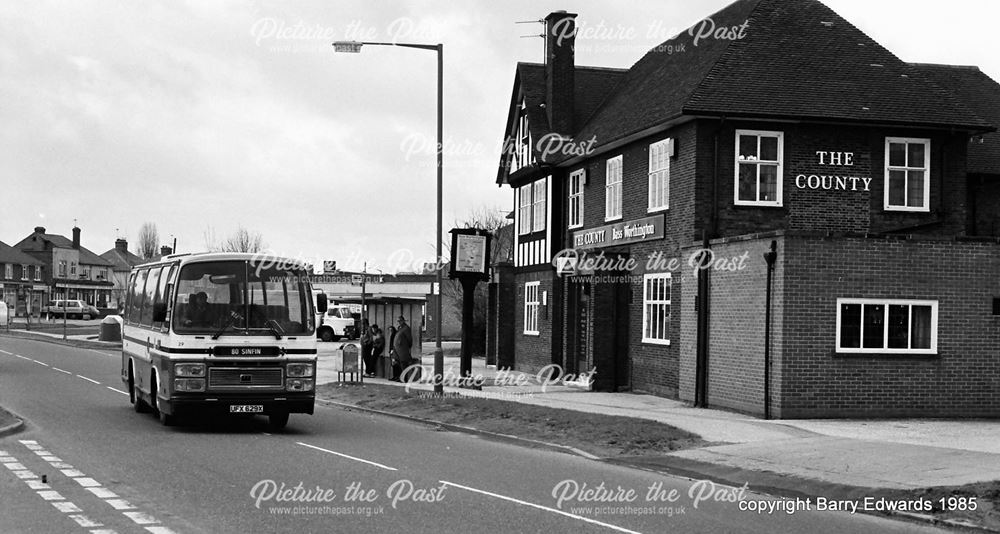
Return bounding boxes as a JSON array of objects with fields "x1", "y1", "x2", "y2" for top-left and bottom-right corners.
[{"x1": 209, "y1": 367, "x2": 284, "y2": 389}]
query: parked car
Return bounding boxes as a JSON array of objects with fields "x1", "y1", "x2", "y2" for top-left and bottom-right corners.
[{"x1": 44, "y1": 299, "x2": 95, "y2": 320}]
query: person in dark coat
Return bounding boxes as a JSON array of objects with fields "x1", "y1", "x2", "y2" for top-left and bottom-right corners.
[
  {"x1": 360, "y1": 320, "x2": 374, "y2": 376},
  {"x1": 393, "y1": 316, "x2": 415, "y2": 380},
  {"x1": 387, "y1": 325, "x2": 400, "y2": 381}
]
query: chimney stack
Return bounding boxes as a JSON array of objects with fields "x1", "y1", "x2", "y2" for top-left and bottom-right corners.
[
  {"x1": 160, "y1": 245, "x2": 173, "y2": 256},
  {"x1": 115, "y1": 238, "x2": 128, "y2": 252},
  {"x1": 34, "y1": 226, "x2": 46, "y2": 234},
  {"x1": 72, "y1": 227, "x2": 81, "y2": 249},
  {"x1": 544, "y1": 11, "x2": 577, "y2": 136}
]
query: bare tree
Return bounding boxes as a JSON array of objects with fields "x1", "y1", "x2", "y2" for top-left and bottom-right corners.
[
  {"x1": 136, "y1": 222, "x2": 159, "y2": 260},
  {"x1": 205, "y1": 226, "x2": 266, "y2": 253},
  {"x1": 440, "y1": 206, "x2": 511, "y2": 355}
]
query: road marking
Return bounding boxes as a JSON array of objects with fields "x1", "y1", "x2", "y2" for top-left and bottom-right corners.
[
  {"x1": 34, "y1": 449, "x2": 53, "y2": 456},
  {"x1": 52, "y1": 501, "x2": 83, "y2": 513},
  {"x1": 123, "y1": 511, "x2": 160, "y2": 525},
  {"x1": 51, "y1": 461, "x2": 74, "y2": 469},
  {"x1": 26, "y1": 479, "x2": 51, "y2": 490},
  {"x1": 41, "y1": 455, "x2": 63, "y2": 462},
  {"x1": 106, "y1": 386, "x2": 129, "y2": 396},
  {"x1": 53, "y1": 367, "x2": 72, "y2": 374},
  {"x1": 439, "y1": 480, "x2": 644, "y2": 534},
  {"x1": 74, "y1": 477, "x2": 102, "y2": 488},
  {"x1": 38, "y1": 490, "x2": 65, "y2": 501},
  {"x1": 3, "y1": 462, "x2": 27, "y2": 470},
  {"x1": 145, "y1": 527, "x2": 179, "y2": 534},
  {"x1": 296, "y1": 442, "x2": 398, "y2": 471},
  {"x1": 0, "y1": 349, "x2": 12, "y2": 355},
  {"x1": 0, "y1": 456, "x2": 15, "y2": 462},
  {"x1": 61, "y1": 468, "x2": 86, "y2": 477},
  {"x1": 15, "y1": 354, "x2": 30, "y2": 360},
  {"x1": 106, "y1": 499, "x2": 136, "y2": 510},
  {"x1": 77, "y1": 375, "x2": 101, "y2": 384},
  {"x1": 31, "y1": 359, "x2": 49, "y2": 367},
  {"x1": 87, "y1": 487, "x2": 119, "y2": 499},
  {"x1": 90, "y1": 530, "x2": 119, "y2": 534},
  {"x1": 68, "y1": 514, "x2": 103, "y2": 527},
  {"x1": 14, "y1": 470, "x2": 38, "y2": 479}
]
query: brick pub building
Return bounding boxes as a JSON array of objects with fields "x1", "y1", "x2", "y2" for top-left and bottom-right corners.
[{"x1": 489, "y1": 0, "x2": 1000, "y2": 418}]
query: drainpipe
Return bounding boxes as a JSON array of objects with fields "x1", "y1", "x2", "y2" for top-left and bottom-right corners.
[
  {"x1": 762, "y1": 240, "x2": 777, "y2": 419},
  {"x1": 695, "y1": 118, "x2": 725, "y2": 407}
]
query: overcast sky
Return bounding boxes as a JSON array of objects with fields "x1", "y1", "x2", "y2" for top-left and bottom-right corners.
[{"x1": 2, "y1": 0, "x2": 997, "y2": 272}]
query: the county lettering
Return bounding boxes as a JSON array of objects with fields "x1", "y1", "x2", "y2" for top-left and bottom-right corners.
[{"x1": 795, "y1": 174, "x2": 872, "y2": 191}]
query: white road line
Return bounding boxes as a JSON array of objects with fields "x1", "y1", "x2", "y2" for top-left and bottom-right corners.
[
  {"x1": 51, "y1": 462, "x2": 74, "y2": 469},
  {"x1": 296, "y1": 442, "x2": 398, "y2": 471},
  {"x1": 90, "y1": 530, "x2": 119, "y2": 534},
  {"x1": 0, "y1": 349, "x2": 12, "y2": 355},
  {"x1": 3, "y1": 462, "x2": 27, "y2": 470},
  {"x1": 74, "y1": 477, "x2": 102, "y2": 488},
  {"x1": 123, "y1": 511, "x2": 160, "y2": 525},
  {"x1": 68, "y1": 514, "x2": 103, "y2": 527},
  {"x1": 26, "y1": 480, "x2": 51, "y2": 490},
  {"x1": 37, "y1": 490, "x2": 65, "y2": 501},
  {"x1": 145, "y1": 527, "x2": 179, "y2": 534},
  {"x1": 14, "y1": 470, "x2": 38, "y2": 479},
  {"x1": 61, "y1": 468, "x2": 86, "y2": 477},
  {"x1": 52, "y1": 501, "x2": 83, "y2": 513},
  {"x1": 18, "y1": 440, "x2": 38, "y2": 445},
  {"x1": 31, "y1": 359, "x2": 49, "y2": 367},
  {"x1": 106, "y1": 499, "x2": 136, "y2": 510},
  {"x1": 439, "y1": 480, "x2": 644, "y2": 534},
  {"x1": 106, "y1": 386, "x2": 129, "y2": 396},
  {"x1": 34, "y1": 449, "x2": 53, "y2": 456},
  {"x1": 15, "y1": 354, "x2": 30, "y2": 360},
  {"x1": 41, "y1": 455, "x2": 63, "y2": 462},
  {"x1": 87, "y1": 487, "x2": 118, "y2": 499},
  {"x1": 77, "y1": 375, "x2": 101, "y2": 384},
  {"x1": 0, "y1": 456, "x2": 14, "y2": 462},
  {"x1": 53, "y1": 367, "x2": 72, "y2": 374}
]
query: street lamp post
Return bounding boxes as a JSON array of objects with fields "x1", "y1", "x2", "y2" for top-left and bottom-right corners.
[{"x1": 333, "y1": 40, "x2": 445, "y2": 395}]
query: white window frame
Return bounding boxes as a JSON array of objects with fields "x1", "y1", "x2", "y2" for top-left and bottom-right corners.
[
  {"x1": 58, "y1": 260, "x2": 67, "y2": 277},
  {"x1": 642, "y1": 273, "x2": 671, "y2": 345},
  {"x1": 518, "y1": 184, "x2": 533, "y2": 235},
  {"x1": 21, "y1": 264, "x2": 28, "y2": 281},
  {"x1": 648, "y1": 139, "x2": 671, "y2": 212},
  {"x1": 734, "y1": 129, "x2": 783, "y2": 207},
  {"x1": 34, "y1": 266, "x2": 41, "y2": 281},
  {"x1": 511, "y1": 99, "x2": 534, "y2": 174},
  {"x1": 532, "y1": 178, "x2": 547, "y2": 233},
  {"x1": 605, "y1": 155, "x2": 623, "y2": 221},
  {"x1": 568, "y1": 169, "x2": 585, "y2": 229},
  {"x1": 523, "y1": 281, "x2": 540, "y2": 335},
  {"x1": 884, "y1": 137, "x2": 931, "y2": 212},
  {"x1": 835, "y1": 298, "x2": 938, "y2": 354},
  {"x1": 3, "y1": 264, "x2": 11, "y2": 280}
]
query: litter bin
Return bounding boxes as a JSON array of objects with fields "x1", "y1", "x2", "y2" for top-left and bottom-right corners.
[
  {"x1": 339, "y1": 343, "x2": 362, "y2": 383},
  {"x1": 99, "y1": 316, "x2": 122, "y2": 342}
]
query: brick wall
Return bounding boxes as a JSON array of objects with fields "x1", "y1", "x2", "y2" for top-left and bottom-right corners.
[
  {"x1": 512, "y1": 269, "x2": 556, "y2": 374},
  {"x1": 780, "y1": 234, "x2": 1000, "y2": 418},
  {"x1": 678, "y1": 237, "x2": 783, "y2": 414},
  {"x1": 971, "y1": 175, "x2": 1000, "y2": 236},
  {"x1": 698, "y1": 120, "x2": 971, "y2": 238}
]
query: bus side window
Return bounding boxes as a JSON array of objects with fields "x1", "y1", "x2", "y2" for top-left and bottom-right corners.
[
  {"x1": 124, "y1": 272, "x2": 137, "y2": 323},
  {"x1": 130, "y1": 269, "x2": 149, "y2": 326},
  {"x1": 154, "y1": 265, "x2": 175, "y2": 331},
  {"x1": 140, "y1": 267, "x2": 162, "y2": 327}
]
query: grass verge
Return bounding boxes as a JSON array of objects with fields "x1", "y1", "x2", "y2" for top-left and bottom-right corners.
[{"x1": 316, "y1": 383, "x2": 704, "y2": 458}]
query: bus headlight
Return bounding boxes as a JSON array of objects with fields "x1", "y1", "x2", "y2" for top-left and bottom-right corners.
[
  {"x1": 174, "y1": 378, "x2": 206, "y2": 392},
  {"x1": 286, "y1": 363, "x2": 314, "y2": 377},
  {"x1": 175, "y1": 363, "x2": 206, "y2": 377},
  {"x1": 286, "y1": 378, "x2": 314, "y2": 392}
]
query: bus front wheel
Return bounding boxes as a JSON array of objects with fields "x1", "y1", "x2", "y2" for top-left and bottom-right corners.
[
  {"x1": 151, "y1": 373, "x2": 175, "y2": 426},
  {"x1": 268, "y1": 412, "x2": 289, "y2": 431}
]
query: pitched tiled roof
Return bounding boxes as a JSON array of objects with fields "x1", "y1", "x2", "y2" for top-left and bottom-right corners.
[
  {"x1": 0, "y1": 241, "x2": 43, "y2": 266},
  {"x1": 573, "y1": 0, "x2": 992, "y2": 153},
  {"x1": 498, "y1": 63, "x2": 626, "y2": 183},
  {"x1": 100, "y1": 247, "x2": 144, "y2": 271},
  {"x1": 20, "y1": 232, "x2": 113, "y2": 267},
  {"x1": 911, "y1": 63, "x2": 1000, "y2": 176}
]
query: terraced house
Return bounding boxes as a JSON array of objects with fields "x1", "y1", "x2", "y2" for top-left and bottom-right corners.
[{"x1": 491, "y1": 0, "x2": 1000, "y2": 418}]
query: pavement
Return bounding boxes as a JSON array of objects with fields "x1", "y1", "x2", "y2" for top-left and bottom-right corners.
[{"x1": 319, "y1": 341, "x2": 1000, "y2": 493}]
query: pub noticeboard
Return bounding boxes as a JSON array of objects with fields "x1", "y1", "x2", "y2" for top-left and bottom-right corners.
[{"x1": 449, "y1": 228, "x2": 491, "y2": 281}]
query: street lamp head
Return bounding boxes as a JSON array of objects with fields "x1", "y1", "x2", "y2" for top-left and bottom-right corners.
[{"x1": 332, "y1": 41, "x2": 363, "y2": 53}]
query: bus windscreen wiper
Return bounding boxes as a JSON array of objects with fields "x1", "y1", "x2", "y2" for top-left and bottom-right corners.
[
  {"x1": 212, "y1": 310, "x2": 244, "y2": 340},
  {"x1": 265, "y1": 319, "x2": 284, "y2": 340}
]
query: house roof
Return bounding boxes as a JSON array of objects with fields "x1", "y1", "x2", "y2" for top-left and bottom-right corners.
[
  {"x1": 911, "y1": 63, "x2": 1000, "y2": 176},
  {"x1": 573, "y1": 0, "x2": 991, "y2": 153},
  {"x1": 497, "y1": 63, "x2": 626, "y2": 184},
  {"x1": 16, "y1": 232, "x2": 113, "y2": 267},
  {"x1": 0, "y1": 241, "x2": 43, "y2": 266},
  {"x1": 100, "y1": 247, "x2": 144, "y2": 271}
]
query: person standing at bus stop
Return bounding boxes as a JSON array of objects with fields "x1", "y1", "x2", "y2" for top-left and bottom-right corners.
[
  {"x1": 360, "y1": 319, "x2": 374, "y2": 377},
  {"x1": 394, "y1": 316, "x2": 414, "y2": 380}
]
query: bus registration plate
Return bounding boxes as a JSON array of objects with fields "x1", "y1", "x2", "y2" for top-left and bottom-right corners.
[{"x1": 230, "y1": 405, "x2": 263, "y2": 413}]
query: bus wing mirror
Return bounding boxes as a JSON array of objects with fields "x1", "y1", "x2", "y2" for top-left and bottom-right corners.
[
  {"x1": 152, "y1": 302, "x2": 168, "y2": 323},
  {"x1": 316, "y1": 293, "x2": 328, "y2": 313}
]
